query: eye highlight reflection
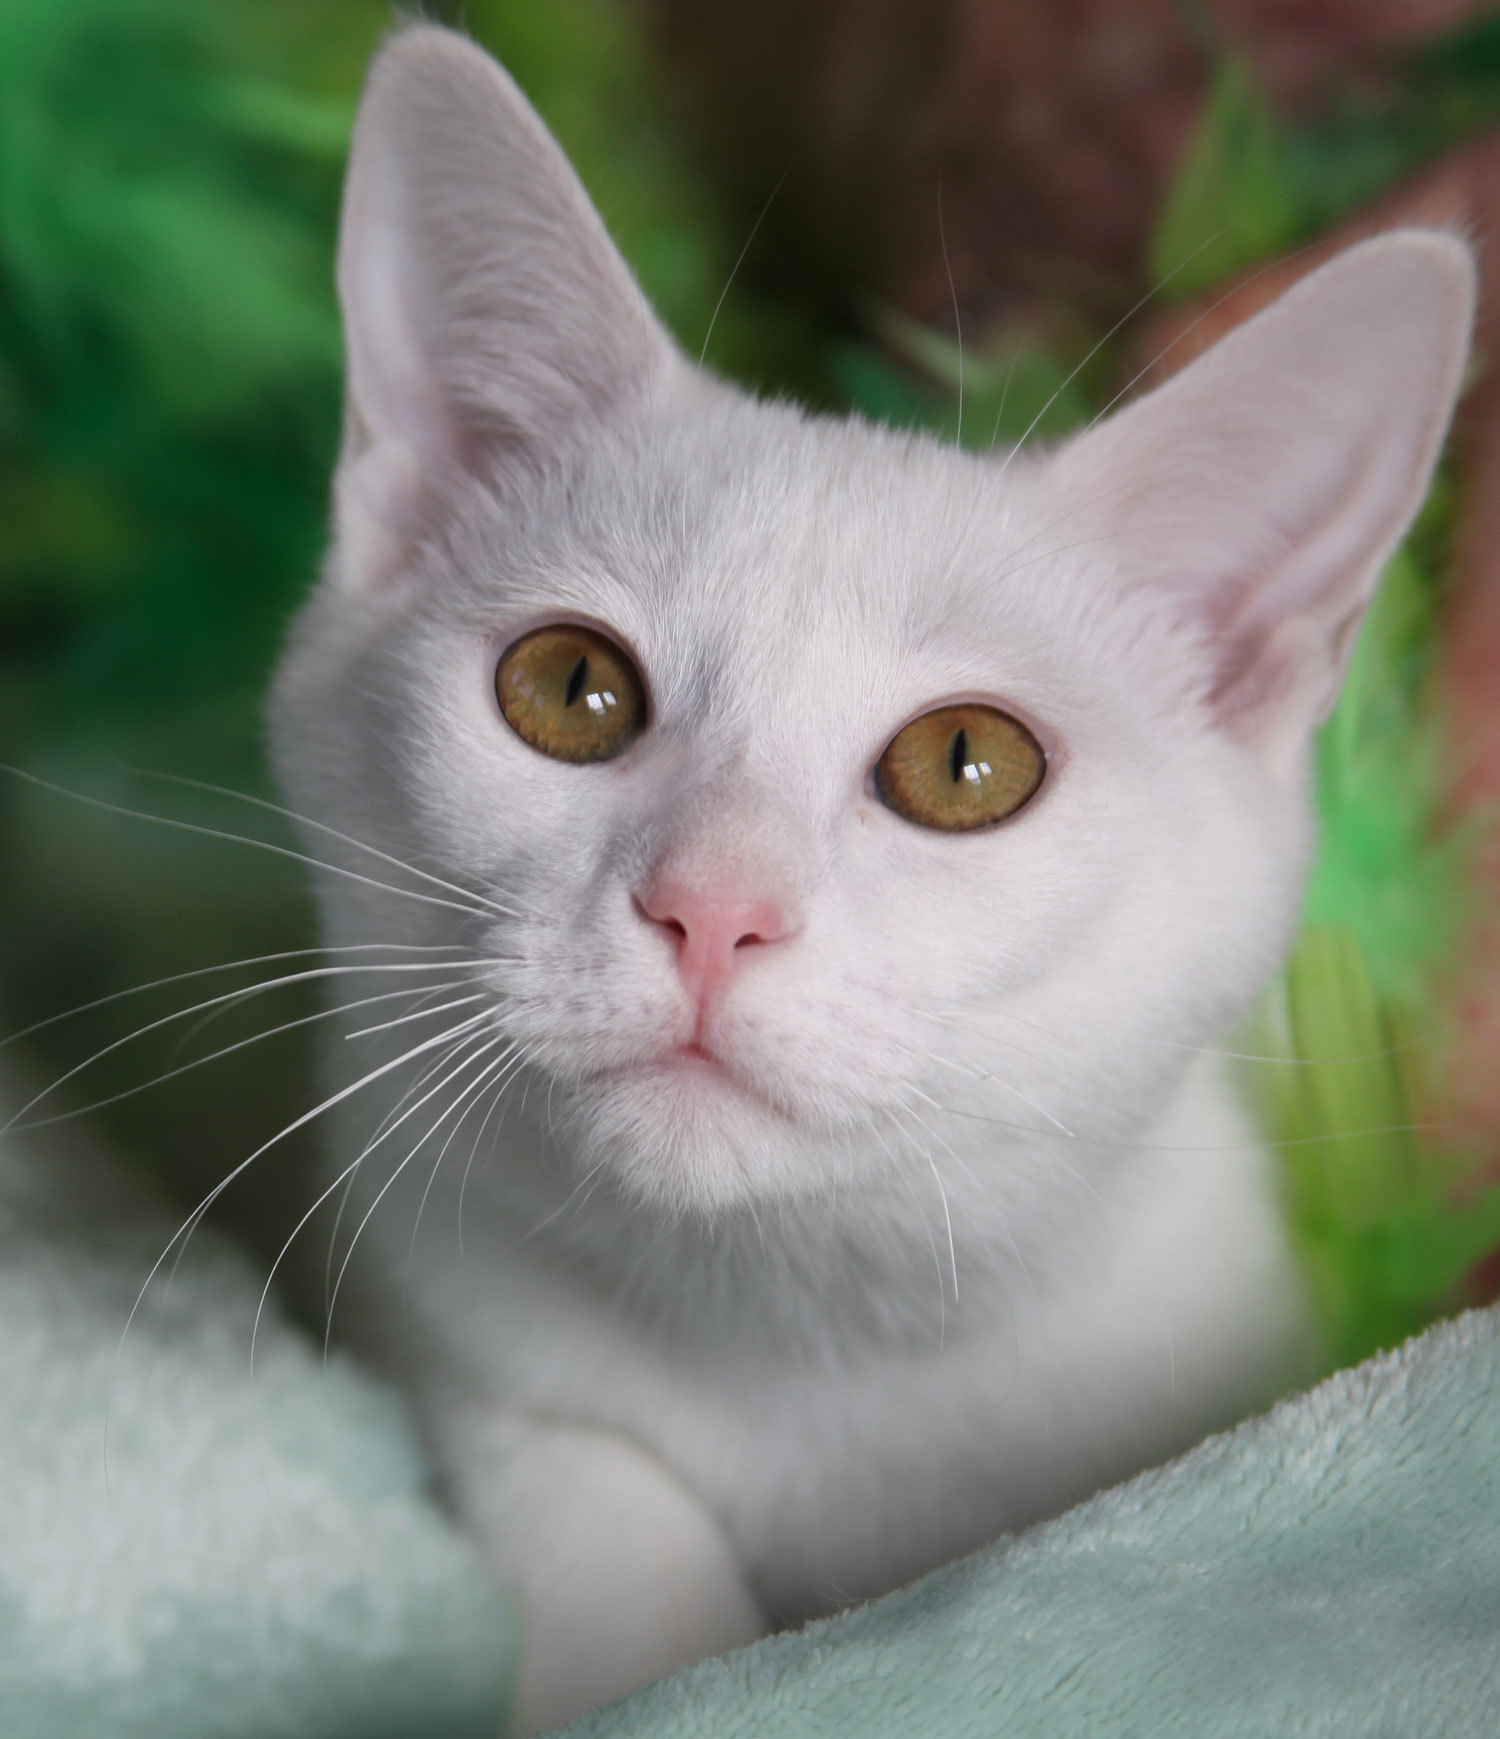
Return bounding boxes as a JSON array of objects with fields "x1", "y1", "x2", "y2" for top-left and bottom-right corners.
[
  {"x1": 496, "y1": 624, "x2": 647, "y2": 763},
  {"x1": 875, "y1": 702, "x2": 1045, "y2": 831}
]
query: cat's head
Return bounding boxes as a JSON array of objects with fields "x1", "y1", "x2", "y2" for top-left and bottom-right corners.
[{"x1": 272, "y1": 26, "x2": 1472, "y2": 1224}]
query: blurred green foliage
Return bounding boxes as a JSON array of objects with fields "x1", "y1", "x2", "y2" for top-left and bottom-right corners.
[
  {"x1": 1153, "y1": 14, "x2": 1500, "y2": 298},
  {"x1": 0, "y1": 0, "x2": 375, "y2": 1242},
  {"x1": 1258, "y1": 502, "x2": 1500, "y2": 1369},
  {"x1": 1145, "y1": 28, "x2": 1500, "y2": 1369},
  {"x1": 1, "y1": 0, "x2": 346, "y2": 743},
  {"x1": 829, "y1": 304, "x2": 1093, "y2": 451}
]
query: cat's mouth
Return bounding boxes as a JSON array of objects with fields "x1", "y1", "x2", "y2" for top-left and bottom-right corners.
[
  {"x1": 661, "y1": 1041, "x2": 723, "y2": 1074},
  {"x1": 651, "y1": 1039, "x2": 764, "y2": 1095},
  {"x1": 596, "y1": 1037, "x2": 792, "y2": 1120}
]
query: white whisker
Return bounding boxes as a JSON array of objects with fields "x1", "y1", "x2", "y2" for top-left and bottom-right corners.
[
  {"x1": 271, "y1": 1029, "x2": 509, "y2": 1364},
  {"x1": 1078, "y1": 233, "x2": 1343, "y2": 440},
  {"x1": 928, "y1": 1148, "x2": 959, "y2": 1304},
  {"x1": 921, "y1": 1053, "x2": 1075, "y2": 1138},
  {"x1": 131, "y1": 767, "x2": 536, "y2": 922},
  {"x1": 0, "y1": 763, "x2": 503, "y2": 926},
  {"x1": 319, "y1": 1032, "x2": 514, "y2": 1342},
  {"x1": 886, "y1": 1094, "x2": 1038, "y2": 1306},
  {"x1": 986, "y1": 343, "x2": 1021, "y2": 450},
  {"x1": 0, "y1": 940, "x2": 471, "y2": 1052},
  {"x1": 865, "y1": 1109, "x2": 948, "y2": 1337},
  {"x1": 698, "y1": 165, "x2": 788, "y2": 368},
  {"x1": 991, "y1": 225, "x2": 1231, "y2": 481},
  {"x1": 2, "y1": 961, "x2": 482, "y2": 1135},
  {"x1": 937, "y1": 177, "x2": 962, "y2": 449},
  {"x1": 523, "y1": 1150, "x2": 614, "y2": 1244},
  {"x1": 408, "y1": 1041, "x2": 525, "y2": 1252},
  {"x1": 319, "y1": 1009, "x2": 496, "y2": 1330},
  {"x1": 15, "y1": 977, "x2": 480, "y2": 1133},
  {"x1": 344, "y1": 992, "x2": 488, "y2": 1039},
  {"x1": 106, "y1": 1005, "x2": 495, "y2": 1479},
  {"x1": 456, "y1": 1064, "x2": 518, "y2": 1255}
]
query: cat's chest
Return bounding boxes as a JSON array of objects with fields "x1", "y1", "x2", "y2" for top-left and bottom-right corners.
[{"x1": 371, "y1": 1060, "x2": 1309, "y2": 1614}]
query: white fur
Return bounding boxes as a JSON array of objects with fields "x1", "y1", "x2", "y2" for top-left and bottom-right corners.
[{"x1": 270, "y1": 26, "x2": 1474, "y2": 1733}]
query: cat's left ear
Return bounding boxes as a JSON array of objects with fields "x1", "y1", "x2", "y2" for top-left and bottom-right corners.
[
  {"x1": 333, "y1": 25, "x2": 677, "y2": 587},
  {"x1": 1051, "y1": 231, "x2": 1475, "y2": 773}
]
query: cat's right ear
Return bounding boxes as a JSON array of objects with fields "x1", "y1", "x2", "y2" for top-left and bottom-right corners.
[
  {"x1": 332, "y1": 25, "x2": 675, "y2": 588},
  {"x1": 1047, "y1": 230, "x2": 1473, "y2": 778}
]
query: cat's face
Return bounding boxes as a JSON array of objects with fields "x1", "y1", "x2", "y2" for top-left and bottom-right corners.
[{"x1": 272, "y1": 27, "x2": 1472, "y2": 1224}]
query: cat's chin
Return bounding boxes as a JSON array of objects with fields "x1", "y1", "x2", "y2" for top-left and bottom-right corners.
[{"x1": 565, "y1": 1046, "x2": 834, "y2": 1216}]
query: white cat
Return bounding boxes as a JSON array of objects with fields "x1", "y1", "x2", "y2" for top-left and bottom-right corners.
[{"x1": 269, "y1": 25, "x2": 1474, "y2": 1733}]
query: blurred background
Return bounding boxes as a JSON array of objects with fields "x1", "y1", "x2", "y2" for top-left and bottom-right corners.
[{"x1": 6, "y1": 0, "x2": 1500, "y2": 1371}]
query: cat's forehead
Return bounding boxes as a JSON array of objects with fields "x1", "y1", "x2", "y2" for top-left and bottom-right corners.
[{"x1": 444, "y1": 387, "x2": 1119, "y2": 730}]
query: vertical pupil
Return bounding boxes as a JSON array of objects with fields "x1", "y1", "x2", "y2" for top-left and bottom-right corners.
[
  {"x1": 949, "y1": 727, "x2": 968, "y2": 783},
  {"x1": 564, "y1": 655, "x2": 589, "y2": 707}
]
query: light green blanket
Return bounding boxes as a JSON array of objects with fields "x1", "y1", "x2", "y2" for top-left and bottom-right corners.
[
  {"x1": 570, "y1": 1305, "x2": 1500, "y2": 1737},
  {"x1": 4, "y1": 1079, "x2": 1496, "y2": 1736},
  {"x1": 0, "y1": 1089, "x2": 513, "y2": 1739}
]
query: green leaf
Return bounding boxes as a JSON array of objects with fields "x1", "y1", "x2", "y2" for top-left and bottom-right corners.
[
  {"x1": 1148, "y1": 58, "x2": 1302, "y2": 299},
  {"x1": 838, "y1": 306, "x2": 1090, "y2": 449}
]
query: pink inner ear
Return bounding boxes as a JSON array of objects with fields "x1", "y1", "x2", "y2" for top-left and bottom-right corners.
[
  {"x1": 333, "y1": 23, "x2": 676, "y2": 594},
  {"x1": 638, "y1": 879, "x2": 791, "y2": 1019},
  {"x1": 1049, "y1": 233, "x2": 1472, "y2": 767},
  {"x1": 1209, "y1": 615, "x2": 1337, "y2": 764},
  {"x1": 334, "y1": 438, "x2": 426, "y2": 590}
]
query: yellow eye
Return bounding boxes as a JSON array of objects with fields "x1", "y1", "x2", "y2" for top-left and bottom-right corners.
[
  {"x1": 875, "y1": 702, "x2": 1045, "y2": 831},
  {"x1": 496, "y1": 624, "x2": 647, "y2": 763}
]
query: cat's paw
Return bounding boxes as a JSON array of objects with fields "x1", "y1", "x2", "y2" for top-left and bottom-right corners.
[{"x1": 445, "y1": 1413, "x2": 764, "y2": 1735}]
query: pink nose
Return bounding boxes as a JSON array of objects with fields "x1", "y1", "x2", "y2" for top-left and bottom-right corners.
[{"x1": 639, "y1": 879, "x2": 789, "y2": 1014}]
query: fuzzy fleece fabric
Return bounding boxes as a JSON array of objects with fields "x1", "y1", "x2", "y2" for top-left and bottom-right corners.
[
  {"x1": 0, "y1": 1090, "x2": 514, "y2": 1739},
  {"x1": 564, "y1": 1301, "x2": 1500, "y2": 1737},
  {"x1": 4, "y1": 1074, "x2": 1497, "y2": 1737}
]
